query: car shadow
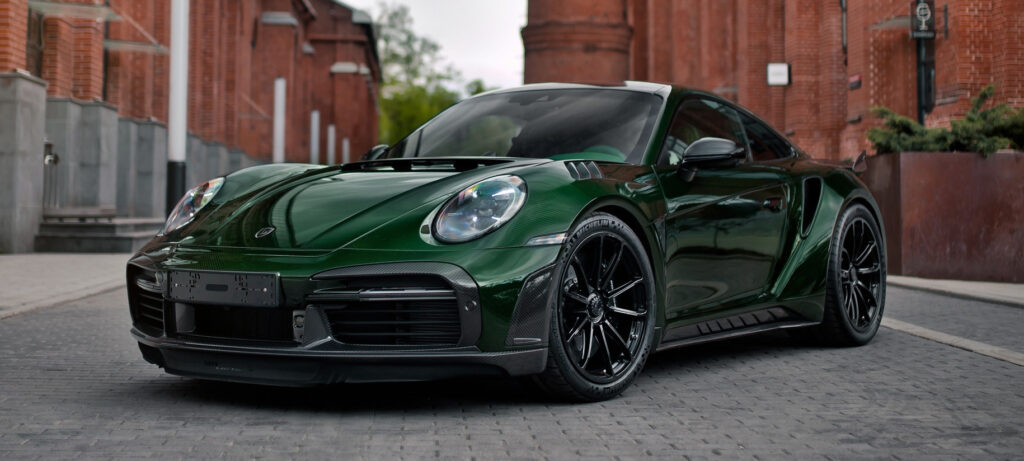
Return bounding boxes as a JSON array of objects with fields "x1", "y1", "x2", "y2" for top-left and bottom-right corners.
[{"x1": 136, "y1": 330, "x2": 818, "y2": 411}]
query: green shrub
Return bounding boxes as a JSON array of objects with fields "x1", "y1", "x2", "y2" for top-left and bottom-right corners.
[{"x1": 867, "y1": 83, "x2": 1024, "y2": 156}]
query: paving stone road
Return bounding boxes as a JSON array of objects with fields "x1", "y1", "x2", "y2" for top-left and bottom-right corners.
[{"x1": 1, "y1": 286, "x2": 1022, "y2": 460}]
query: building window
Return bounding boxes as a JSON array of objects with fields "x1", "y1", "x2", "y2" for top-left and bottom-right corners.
[{"x1": 26, "y1": 10, "x2": 44, "y2": 77}]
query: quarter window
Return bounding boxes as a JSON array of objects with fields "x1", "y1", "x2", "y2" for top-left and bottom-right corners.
[{"x1": 739, "y1": 112, "x2": 792, "y2": 161}]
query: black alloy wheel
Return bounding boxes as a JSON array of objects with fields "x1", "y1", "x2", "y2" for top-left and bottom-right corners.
[
  {"x1": 534, "y1": 213, "x2": 656, "y2": 401},
  {"x1": 839, "y1": 216, "x2": 883, "y2": 331},
  {"x1": 816, "y1": 203, "x2": 886, "y2": 346}
]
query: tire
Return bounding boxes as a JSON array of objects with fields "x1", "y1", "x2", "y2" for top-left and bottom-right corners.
[
  {"x1": 813, "y1": 203, "x2": 886, "y2": 346},
  {"x1": 532, "y1": 212, "x2": 657, "y2": 401}
]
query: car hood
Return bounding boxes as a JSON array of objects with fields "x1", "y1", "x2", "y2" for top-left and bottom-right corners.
[{"x1": 175, "y1": 158, "x2": 548, "y2": 250}]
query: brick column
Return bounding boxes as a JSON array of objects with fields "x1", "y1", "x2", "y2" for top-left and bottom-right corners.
[
  {"x1": 522, "y1": 0, "x2": 632, "y2": 85},
  {"x1": 0, "y1": 0, "x2": 29, "y2": 72},
  {"x1": 71, "y1": 18, "x2": 104, "y2": 100}
]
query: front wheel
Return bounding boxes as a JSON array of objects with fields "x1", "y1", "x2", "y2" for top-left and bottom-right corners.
[
  {"x1": 813, "y1": 203, "x2": 886, "y2": 346},
  {"x1": 532, "y1": 213, "x2": 656, "y2": 401}
]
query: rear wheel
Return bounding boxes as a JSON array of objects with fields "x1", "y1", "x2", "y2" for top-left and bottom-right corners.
[
  {"x1": 533, "y1": 213, "x2": 656, "y2": 401},
  {"x1": 814, "y1": 203, "x2": 886, "y2": 346}
]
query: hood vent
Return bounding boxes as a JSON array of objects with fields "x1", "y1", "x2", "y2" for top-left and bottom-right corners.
[
  {"x1": 565, "y1": 161, "x2": 603, "y2": 180},
  {"x1": 341, "y1": 157, "x2": 513, "y2": 172}
]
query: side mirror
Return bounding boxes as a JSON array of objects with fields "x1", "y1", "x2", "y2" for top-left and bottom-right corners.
[
  {"x1": 676, "y1": 137, "x2": 745, "y2": 182},
  {"x1": 365, "y1": 144, "x2": 389, "y2": 161}
]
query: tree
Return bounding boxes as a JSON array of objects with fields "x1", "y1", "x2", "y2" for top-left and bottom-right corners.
[{"x1": 375, "y1": 3, "x2": 460, "y2": 145}]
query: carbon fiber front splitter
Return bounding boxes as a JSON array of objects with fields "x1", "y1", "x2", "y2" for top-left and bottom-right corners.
[{"x1": 133, "y1": 329, "x2": 548, "y2": 386}]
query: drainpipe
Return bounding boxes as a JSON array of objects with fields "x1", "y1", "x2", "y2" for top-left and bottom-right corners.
[
  {"x1": 326, "y1": 124, "x2": 336, "y2": 164},
  {"x1": 166, "y1": 0, "x2": 189, "y2": 213},
  {"x1": 273, "y1": 77, "x2": 286, "y2": 163},
  {"x1": 310, "y1": 110, "x2": 320, "y2": 164}
]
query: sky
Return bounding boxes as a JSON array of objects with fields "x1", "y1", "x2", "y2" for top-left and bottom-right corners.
[{"x1": 340, "y1": 0, "x2": 528, "y2": 91}]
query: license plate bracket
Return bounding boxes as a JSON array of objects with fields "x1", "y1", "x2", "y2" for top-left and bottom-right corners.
[{"x1": 167, "y1": 270, "x2": 280, "y2": 307}]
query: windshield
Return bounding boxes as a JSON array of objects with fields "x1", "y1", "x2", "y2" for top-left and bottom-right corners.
[{"x1": 383, "y1": 89, "x2": 663, "y2": 164}]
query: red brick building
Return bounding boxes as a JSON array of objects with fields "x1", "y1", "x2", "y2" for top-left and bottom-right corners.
[
  {"x1": 0, "y1": 0, "x2": 380, "y2": 163},
  {"x1": 523, "y1": 0, "x2": 1024, "y2": 160}
]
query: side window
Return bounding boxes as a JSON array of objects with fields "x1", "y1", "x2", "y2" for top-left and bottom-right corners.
[
  {"x1": 660, "y1": 98, "x2": 745, "y2": 165},
  {"x1": 739, "y1": 112, "x2": 792, "y2": 161}
]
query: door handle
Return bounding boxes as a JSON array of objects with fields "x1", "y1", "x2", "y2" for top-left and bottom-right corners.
[{"x1": 762, "y1": 197, "x2": 784, "y2": 212}]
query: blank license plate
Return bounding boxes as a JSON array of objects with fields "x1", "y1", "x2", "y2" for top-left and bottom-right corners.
[{"x1": 167, "y1": 270, "x2": 279, "y2": 307}]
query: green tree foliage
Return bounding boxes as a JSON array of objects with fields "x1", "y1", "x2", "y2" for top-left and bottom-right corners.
[
  {"x1": 376, "y1": 3, "x2": 459, "y2": 145},
  {"x1": 867, "y1": 84, "x2": 1024, "y2": 156}
]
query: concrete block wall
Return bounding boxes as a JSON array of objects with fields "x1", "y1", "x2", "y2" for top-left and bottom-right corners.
[
  {"x1": 44, "y1": 98, "x2": 262, "y2": 220},
  {"x1": 116, "y1": 119, "x2": 168, "y2": 218},
  {"x1": 45, "y1": 99, "x2": 119, "y2": 210},
  {"x1": 0, "y1": 72, "x2": 46, "y2": 253}
]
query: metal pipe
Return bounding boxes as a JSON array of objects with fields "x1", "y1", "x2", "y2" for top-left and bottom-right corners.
[
  {"x1": 310, "y1": 110, "x2": 320, "y2": 164},
  {"x1": 327, "y1": 124, "x2": 336, "y2": 164},
  {"x1": 166, "y1": 0, "x2": 189, "y2": 213},
  {"x1": 273, "y1": 77, "x2": 286, "y2": 163}
]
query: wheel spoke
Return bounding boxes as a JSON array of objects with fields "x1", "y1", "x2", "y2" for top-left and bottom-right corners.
[
  {"x1": 598, "y1": 324, "x2": 615, "y2": 373},
  {"x1": 608, "y1": 276, "x2": 643, "y2": 299},
  {"x1": 580, "y1": 323, "x2": 595, "y2": 369},
  {"x1": 600, "y1": 241, "x2": 624, "y2": 290},
  {"x1": 845, "y1": 285, "x2": 857, "y2": 323},
  {"x1": 851, "y1": 285, "x2": 864, "y2": 323},
  {"x1": 603, "y1": 323, "x2": 632, "y2": 362},
  {"x1": 855, "y1": 240, "x2": 877, "y2": 266},
  {"x1": 571, "y1": 256, "x2": 595, "y2": 295},
  {"x1": 608, "y1": 305, "x2": 646, "y2": 317},
  {"x1": 856, "y1": 263, "x2": 880, "y2": 275},
  {"x1": 564, "y1": 288, "x2": 589, "y2": 306},
  {"x1": 566, "y1": 316, "x2": 587, "y2": 343},
  {"x1": 856, "y1": 281, "x2": 877, "y2": 309}
]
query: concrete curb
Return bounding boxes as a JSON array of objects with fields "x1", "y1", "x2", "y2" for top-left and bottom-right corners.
[
  {"x1": 0, "y1": 281, "x2": 125, "y2": 320},
  {"x1": 887, "y1": 278, "x2": 1024, "y2": 309}
]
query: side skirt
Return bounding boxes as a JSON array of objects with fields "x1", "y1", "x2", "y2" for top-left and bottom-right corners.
[{"x1": 655, "y1": 307, "x2": 819, "y2": 352}]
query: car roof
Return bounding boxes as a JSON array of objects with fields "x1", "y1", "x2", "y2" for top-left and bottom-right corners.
[{"x1": 482, "y1": 81, "x2": 676, "y2": 98}]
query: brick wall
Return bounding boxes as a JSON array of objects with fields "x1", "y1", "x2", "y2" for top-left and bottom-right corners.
[
  {"x1": 525, "y1": 0, "x2": 1024, "y2": 160},
  {"x1": 0, "y1": 0, "x2": 379, "y2": 163},
  {"x1": 0, "y1": 0, "x2": 27, "y2": 71}
]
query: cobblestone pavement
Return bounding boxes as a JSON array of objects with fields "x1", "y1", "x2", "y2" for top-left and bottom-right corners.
[{"x1": 1, "y1": 287, "x2": 1022, "y2": 460}]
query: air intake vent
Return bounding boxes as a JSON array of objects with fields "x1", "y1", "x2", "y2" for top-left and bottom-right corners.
[
  {"x1": 801, "y1": 177, "x2": 823, "y2": 236},
  {"x1": 311, "y1": 275, "x2": 462, "y2": 346},
  {"x1": 127, "y1": 266, "x2": 165, "y2": 335}
]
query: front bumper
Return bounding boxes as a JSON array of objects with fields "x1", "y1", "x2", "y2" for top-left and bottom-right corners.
[{"x1": 127, "y1": 247, "x2": 560, "y2": 386}]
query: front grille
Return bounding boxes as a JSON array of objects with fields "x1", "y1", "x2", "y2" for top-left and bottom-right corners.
[
  {"x1": 312, "y1": 276, "x2": 462, "y2": 346},
  {"x1": 187, "y1": 305, "x2": 294, "y2": 342},
  {"x1": 127, "y1": 266, "x2": 165, "y2": 334}
]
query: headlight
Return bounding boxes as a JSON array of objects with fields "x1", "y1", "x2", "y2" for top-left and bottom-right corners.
[
  {"x1": 433, "y1": 175, "x2": 527, "y2": 243},
  {"x1": 162, "y1": 177, "x2": 225, "y2": 234}
]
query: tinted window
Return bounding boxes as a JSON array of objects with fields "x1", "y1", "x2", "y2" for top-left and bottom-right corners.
[
  {"x1": 739, "y1": 112, "x2": 792, "y2": 161},
  {"x1": 660, "y1": 98, "x2": 745, "y2": 165},
  {"x1": 385, "y1": 89, "x2": 662, "y2": 164}
]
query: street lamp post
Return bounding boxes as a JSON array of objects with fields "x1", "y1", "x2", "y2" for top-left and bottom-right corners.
[
  {"x1": 166, "y1": 0, "x2": 189, "y2": 213},
  {"x1": 910, "y1": 0, "x2": 936, "y2": 125}
]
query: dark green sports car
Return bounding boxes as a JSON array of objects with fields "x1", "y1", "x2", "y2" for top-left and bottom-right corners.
[{"x1": 127, "y1": 82, "x2": 886, "y2": 401}]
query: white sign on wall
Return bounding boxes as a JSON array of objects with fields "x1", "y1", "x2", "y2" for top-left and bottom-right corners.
[{"x1": 766, "y1": 63, "x2": 790, "y2": 86}]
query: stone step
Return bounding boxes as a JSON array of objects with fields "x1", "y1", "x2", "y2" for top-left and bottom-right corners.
[
  {"x1": 35, "y1": 230, "x2": 157, "y2": 253},
  {"x1": 42, "y1": 207, "x2": 118, "y2": 221},
  {"x1": 38, "y1": 217, "x2": 165, "y2": 235}
]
